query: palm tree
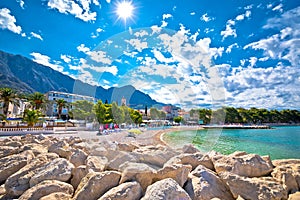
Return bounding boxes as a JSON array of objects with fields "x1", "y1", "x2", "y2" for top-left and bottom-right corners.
[
  {"x1": 0, "y1": 87, "x2": 19, "y2": 117},
  {"x1": 28, "y1": 92, "x2": 46, "y2": 111},
  {"x1": 23, "y1": 109, "x2": 40, "y2": 127},
  {"x1": 56, "y1": 98, "x2": 67, "y2": 119}
]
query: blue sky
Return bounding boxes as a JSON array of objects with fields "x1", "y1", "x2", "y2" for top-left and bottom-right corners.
[{"x1": 0, "y1": 0, "x2": 299, "y2": 110}]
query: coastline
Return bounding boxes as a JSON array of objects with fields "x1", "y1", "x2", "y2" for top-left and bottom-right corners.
[
  {"x1": 154, "y1": 126, "x2": 202, "y2": 146},
  {"x1": 1, "y1": 128, "x2": 300, "y2": 199}
]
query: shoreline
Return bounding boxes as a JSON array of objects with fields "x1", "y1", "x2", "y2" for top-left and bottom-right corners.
[
  {"x1": 1, "y1": 128, "x2": 300, "y2": 199},
  {"x1": 152, "y1": 126, "x2": 202, "y2": 147}
]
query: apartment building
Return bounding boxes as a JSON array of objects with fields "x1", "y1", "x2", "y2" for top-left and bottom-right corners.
[{"x1": 45, "y1": 91, "x2": 97, "y2": 119}]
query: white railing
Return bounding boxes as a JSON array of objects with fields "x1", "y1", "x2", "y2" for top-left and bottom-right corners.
[{"x1": 0, "y1": 127, "x2": 53, "y2": 132}]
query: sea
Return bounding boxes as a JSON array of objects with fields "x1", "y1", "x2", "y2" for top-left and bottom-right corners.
[{"x1": 162, "y1": 126, "x2": 300, "y2": 160}]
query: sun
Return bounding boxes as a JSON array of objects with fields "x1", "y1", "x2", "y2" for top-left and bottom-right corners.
[{"x1": 115, "y1": 1, "x2": 134, "y2": 23}]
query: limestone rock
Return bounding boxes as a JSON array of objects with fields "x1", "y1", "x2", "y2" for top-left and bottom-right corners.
[
  {"x1": 155, "y1": 164, "x2": 192, "y2": 187},
  {"x1": 117, "y1": 142, "x2": 139, "y2": 152},
  {"x1": 99, "y1": 181, "x2": 143, "y2": 200},
  {"x1": 18, "y1": 180, "x2": 74, "y2": 200},
  {"x1": 73, "y1": 171, "x2": 121, "y2": 200},
  {"x1": 5, "y1": 153, "x2": 59, "y2": 197},
  {"x1": 141, "y1": 178, "x2": 191, "y2": 200},
  {"x1": 22, "y1": 143, "x2": 48, "y2": 156},
  {"x1": 0, "y1": 146, "x2": 19, "y2": 159},
  {"x1": 273, "y1": 159, "x2": 300, "y2": 167},
  {"x1": 20, "y1": 134, "x2": 41, "y2": 144},
  {"x1": 166, "y1": 152, "x2": 214, "y2": 170},
  {"x1": 48, "y1": 140, "x2": 72, "y2": 158},
  {"x1": 272, "y1": 162, "x2": 300, "y2": 194},
  {"x1": 66, "y1": 136, "x2": 84, "y2": 146},
  {"x1": 70, "y1": 149, "x2": 88, "y2": 167},
  {"x1": 0, "y1": 150, "x2": 35, "y2": 183},
  {"x1": 106, "y1": 152, "x2": 138, "y2": 171},
  {"x1": 29, "y1": 157, "x2": 74, "y2": 187},
  {"x1": 0, "y1": 184, "x2": 5, "y2": 195},
  {"x1": 132, "y1": 145, "x2": 178, "y2": 167},
  {"x1": 39, "y1": 192, "x2": 72, "y2": 200},
  {"x1": 182, "y1": 144, "x2": 200, "y2": 154},
  {"x1": 220, "y1": 172, "x2": 287, "y2": 200},
  {"x1": 119, "y1": 162, "x2": 157, "y2": 191},
  {"x1": 288, "y1": 192, "x2": 300, "y2": 200},
  {"x1": 4, "y1": 141, "x2": 23, "y2": 147},
  {"x1": 86, "y1": 156, "x2": 108, "y2": 173},
  {"x1": 212, "y1": 152, "x2": 274, "y2": 177},
  {"x1": 71, "y1": 166, "x2": 87, "y2": 190},
  {"x1": 184, "y1": 165, "x2": 234, "y2": 200}
]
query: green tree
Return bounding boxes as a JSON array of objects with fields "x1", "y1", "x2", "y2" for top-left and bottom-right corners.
[
  {"x1": 225, "y1": 107, "x2": 242, "y2": 123},
  {"x1": 211, "y1": 108, "x2": 226, "y2": 124},
  {"x1": 0, "y1": 87, "x2": 19, "y2": 117},
  {"x1": 174, "y1": 116, "x2": 183, "y2": 123},
  {"x1": 150, "y1": 107, "x2": 159, "y2": 120},
  {"x1": 94, "y1": 100, "x2": 113, "y2": 124},
  {"x1": 130, "y1": 109, "x2": 142, "y2": 125},
  {"x1": 71, "y1": 100, "x2": 95, "y2": 122},
  {"x1": 122, "y1": 106, "x2": 132, "y2": 124},
  {"x1": 23, "y1": 109, "x2": 41, "y2": 127},
  {"x1": 198, "y1": 109, "x2": 212, "y2": 124},
  {"x1": 94, "y1": 100, "x2": 106, "y2": 124},
  {"x1": 150, "y1": 107, "x2": 167, "y2": 120},
  {"x1": 55, "y1": 99, "x2": 68, "y2": 119},
  {"x1": 112, "y1": 102, "x2": 124, "y2": 124},
  {"x1": 28, "y1": 92, "x2": 46, "y2": 111}
]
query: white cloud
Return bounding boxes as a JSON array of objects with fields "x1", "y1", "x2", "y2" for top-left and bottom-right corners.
[
  {"x1": 272, "y1": 4, "x2": 283, "y2": 13},
  {"x1": 151, "y1": 25, "x2": 162, "y2": 35},
  {"x1": 221, "y1": 19, "x2": 237, "y2": 40},
  {"x1": 245, "y1": 7, "x2": 300, "y2": 66},
  {"x1": 200, "y1": 13, "x2": 212, "y2": 22},
  {"x1": 30, "y1": 52, "x2": 64, "y2": 72},
  {"x1": 248, "y1": 57, "x2": 257, "y2": 67},
  {"x1": 93, "y1": 0, "x2": 100, "y2": 6},
  {"x1": 161, "y1": 14, "x2": 172, "y2": 28},
  {"x1": 244, "y1": 4, "x2": 253, "y2": 10},
  {"x1": 225, "y1": 43, "x2": 238, "y2": 53},
  {"x1": 47, "y1": 0, "x2": 97, "y2": 22},
  {"x1": 236, "y1": 14, "x2": 245, "y2": 21},
  {"x1": 29, "y1": 32, "x2": 43, "y2": 40},
  {"x1": 0, "y1": 8, "x2": 22, "y2": 34},
  {"x1": 105, "y1": 0, "x2": 110, "y2": 3},
  {"x1": 190, "y1": 30, "x2": 199, "y2": 42},
  {"x1": 91, "y1": 27, "x2": 104, "y2": 38},
  {"x1": 16, "y1": 0, "x2": 25, "y2": 9},
  {"x1": 125, "y1": 39, "x2": 148, "y2": 52},
  {"x1": 204, "y1": 28, "x2": 214, "y2": 34},
  {"x1": 134, "y1": 30, "x2": 148, "y2": 37},
  {"x1": 162, "y1": 14, "x2": 172, "y2": 20},
  {"x1": 224, "y1": 64, "x2": 300, "y2": 109},
  {"x1": 190, "y1": 12, "x2": 195, "y2": 16},
  {"x1": 258, "y1": 57, "x2": 269, "y2": 62},
  {"x1": 88, "y1": 50, "x2": 112, "y2": 64},
  {"x1": 77, "y1": 44, "x2": 91, "y2": 53},
  {"x1": 153, "y1": 49, "x2": 175, "y2": 64},
  {"x1": 60, "y1": 54, "x2": 72, "y2": 63}
]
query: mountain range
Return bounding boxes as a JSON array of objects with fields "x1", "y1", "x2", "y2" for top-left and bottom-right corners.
[{"x1": 0, "y1": 50, "x2": 163, "y2": 108}]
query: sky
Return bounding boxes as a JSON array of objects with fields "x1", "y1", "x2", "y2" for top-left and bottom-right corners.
[{"x1": 0, "y1": 0, "x2": 299, "y2": 110}]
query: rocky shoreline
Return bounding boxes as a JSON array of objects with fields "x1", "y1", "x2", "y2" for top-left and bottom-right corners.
[{"x1": 0, "y1": 133, "x2": 300, "y2": 200}]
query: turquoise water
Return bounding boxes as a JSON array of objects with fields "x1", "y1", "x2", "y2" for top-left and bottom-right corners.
[{"x1": 163, "y1": 126, "x2": 300, "y2": 159}]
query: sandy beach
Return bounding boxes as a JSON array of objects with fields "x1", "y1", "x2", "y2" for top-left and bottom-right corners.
[{"x1": 47, "y1": 126, "x2": 202, "y2": 148}]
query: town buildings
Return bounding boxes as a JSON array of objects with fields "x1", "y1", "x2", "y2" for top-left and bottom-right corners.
[{"x1": 45, "y1": 91, "x2": 97, "y2": 119}]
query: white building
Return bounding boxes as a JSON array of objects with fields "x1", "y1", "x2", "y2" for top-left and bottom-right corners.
[
  {"x1": 45, "y1": 91, "x2": 97, "y2": 119},
  {"x1": 0, "y1": 99, "x2": 29, "y2": 119}
]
